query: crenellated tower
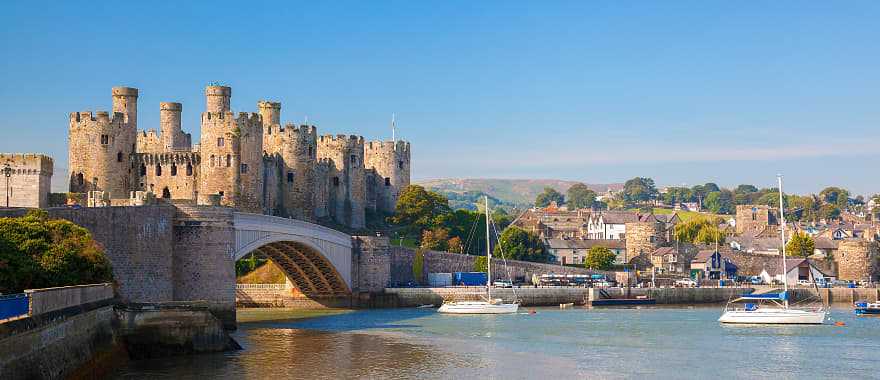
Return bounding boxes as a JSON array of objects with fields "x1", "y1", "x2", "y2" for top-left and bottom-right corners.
[
  {"x1": 317, "y1": 134, "x2": 366, "y2": 228},
  {"x1": 197, "y1": 85, "x2": 241, "y2": 207},
  {"x1": 364, "y1": 140, "x2": 411, "y2": 213},
  {"x1": 68, "y1": 86, "x2": 138, "y2": 198},
  {"x1": 160, "y1": 102, "x2": 191, "y2": 150},
  {"x1": 269, "y1": 123, "x2": 318, "y2": 220}
]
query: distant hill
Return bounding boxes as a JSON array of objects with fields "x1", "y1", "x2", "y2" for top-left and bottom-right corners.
[{"x1": 417, "y1": 178, "x2": 624, "y2": 207}]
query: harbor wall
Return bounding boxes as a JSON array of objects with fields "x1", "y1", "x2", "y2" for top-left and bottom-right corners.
[{"x1": 385, "y1": 287, "x2": 590, "y2": 307}]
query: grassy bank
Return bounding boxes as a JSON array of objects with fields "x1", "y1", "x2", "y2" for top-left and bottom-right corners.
[{"x1": 236, "y1": 308, "x2": 353, "y2": 323}]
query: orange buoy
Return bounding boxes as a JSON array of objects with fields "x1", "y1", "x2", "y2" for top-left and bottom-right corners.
[{"x1": 834, "y1": 321, "x2": 846, "y2": 326}]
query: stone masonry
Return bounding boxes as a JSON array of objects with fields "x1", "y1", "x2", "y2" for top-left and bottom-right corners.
[
  {"x1": 68, "y1": 85, "x2": 411, "y2": 229},
  {"x1": 836, "y1": 239, "x2": 880, "y2": 282},
  {"x1": 0, "y1": 153, "x2": 53, "y2": 208}
]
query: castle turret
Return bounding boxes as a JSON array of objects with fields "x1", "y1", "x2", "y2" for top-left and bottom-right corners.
[
  {"x1": 160, "y1": 102, "x2": 183, "y2": 150},
  {"x1": 237, "y1": 111, "x2": 264, "y2": 214},
  {"x1": 205, "y1": 85, "x2": 231, "y2": 113},
  {"x1": 198, "y1": 109, "x2": 240, "y2": 207},
  {"x1": 270, "y1": 124, "x2": 318, "y2": 220},
  {"x1": 68, "y1": 87, "x2": 138, "y2": 199},
  {"x1": 364, "y1": 140, "x2": 411, "y2": 213},
  {"x1": 258, "y1": 101, "x2": 281, "y2": 129},
  {"x1": 317, "y1": 134, "x2": 366, "y2": 228}
]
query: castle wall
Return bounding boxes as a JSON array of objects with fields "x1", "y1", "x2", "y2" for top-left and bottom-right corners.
[
  {"x1": 237, "y1": 113, "x2": 264, "y2": 214},
  {"x1": 625, "y1": 221, "x2": 664, "y2": 266},
  {"x1": 0, "y1": 153, "x2": 53, "y2": 208},
  {"x1": 136, "y1": 152, "x2": 200, "y2": 200}
]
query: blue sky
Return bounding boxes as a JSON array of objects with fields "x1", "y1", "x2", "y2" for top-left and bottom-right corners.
[{"x1": 1, "y1": 1, "x2": 878, "y2": 195}]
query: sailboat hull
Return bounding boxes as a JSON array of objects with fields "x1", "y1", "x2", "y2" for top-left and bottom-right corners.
[
  {"x1": 438, "y1": 301, "x2": 519, "y2": 314},
  {"x1": 718, "y1": 308, "x2": 826, "y2": 324}
]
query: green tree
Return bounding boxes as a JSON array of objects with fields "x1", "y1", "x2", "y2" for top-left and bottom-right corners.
[
  {"x1": 0, "y1": 210, "x2": 113, "y2": 294},
  {"x1": 390, "y1": 185, "x2": 451, "y2": 235},
  {"x1": 535, "y1": 187, "x2": 565, "y2": 208},
  {"x1": 735, "y1": 184, "x2": 758, "y2": 194},
  {"x1": 473, "y1": 256, "x2": 488, "y2": 272},
  {"x1": 584, "y1": 246, "x2": 616, "y2": 270},
  {"x1": 493, "y1": 226, "x2": 548, "y2": 263},
  {"x1": 622, "y1": 177, "x2": 658, "y2": 205},
  {"x1": 819, "y1": 204, "x2": 841, "y2": 220},
  {"x1": 786, "y1": 232, "x2": 815, "y2": 257},
  {"x1": 566, "y1": 183, "x2": 597, "y2": 210},
  {"x1": 674, "y1": 217, "x2": 726, "y2": 245},
  {"x1": 663, "y1": 187, "x2": 694, "y2": 205},
  {"x1": 412, "y1": 249, "x2": 425, "y2": 284},
  {"x1": 819, "y1": 187, "x2": 850, "y2": 209},
  {"x1": 704, "y1": 190, "x2": 734, "y2": 214},
  {"x1": 420, "y1": 227, "x2": 450, "y2": 251},
  {"x1": 702, "y1": 183, "x2": 721, "y2": 193}
]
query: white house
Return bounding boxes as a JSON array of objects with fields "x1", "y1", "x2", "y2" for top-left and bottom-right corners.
[
  {"x1": 586, "y1": 212, "x2": 640, "y2": 240},
  {"x1": 758, "y1": 258, "x2": 829, "y2": 285}
]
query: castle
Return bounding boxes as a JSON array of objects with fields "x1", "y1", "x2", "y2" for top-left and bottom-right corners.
[{"x1": 68, "y1": 86, "x2": 411, "y2": 229}]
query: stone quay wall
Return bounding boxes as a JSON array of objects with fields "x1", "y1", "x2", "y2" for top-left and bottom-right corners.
[
  {"x1": 26, "y1": 283, "x2": 114, "y2": 316},
  {"x1": 387, "y1": 246, "x2": 604, "y2": 287}
]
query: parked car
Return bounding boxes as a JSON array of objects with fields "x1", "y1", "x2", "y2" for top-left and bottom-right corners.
[
  {"x1": 749, "y1": 276, "x2": 764, "y2": 285},
  {"x1": 797, "y1": 279, "x2": 812, "y2": 286},
  {"x1": 493, "y1": 280, "x2": 513, "y2": 288},
  {"x1": 675, "y1": 279, "x2": 697, "y2": 288}
]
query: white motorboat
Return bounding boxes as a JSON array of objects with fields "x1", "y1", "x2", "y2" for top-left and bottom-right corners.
[
  {"x1": 438, "y1": 196, "x2": 519, "y2": 314},
  {"x1": 719, "y1": 175, "x2": 827, "y2": 325}
]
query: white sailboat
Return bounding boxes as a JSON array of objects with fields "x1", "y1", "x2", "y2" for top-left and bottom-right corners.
[
  {"x1": 718, "y1": 175, "x2": 827, "y2": 324},
  {"x1": 438, "y1": 196, "x2": 520, "y2": 314}
]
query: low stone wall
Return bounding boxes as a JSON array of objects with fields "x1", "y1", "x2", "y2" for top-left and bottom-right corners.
[
  {"x1": 26, "y1": 283, "x2": 114, "y2": 316},
  {"x1": 386, "y1": 287, "x2": 590, "y2": 307},
  {"x1": 0, "y1": 305, "x2": 120, "y2": 380},
  {"x1": 389, "y1": 246, "x2": 606, "y2": 286},
  {"x1": 387, "y1": 287, "x2": 757, "y2": 307},
  {"x1": 590, "y1": 287, "x2": 753, "y2": 304},
  {"x1": 235, "y1": 285, "x2": 353, "y2": 309}
]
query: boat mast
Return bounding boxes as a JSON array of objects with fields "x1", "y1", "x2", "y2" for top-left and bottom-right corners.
[
  {"x1": 486, "y1": 195, "x2": 492, "y2": 299},
  {"x1": 777, "y1": 175, "x2": 789, "y2": 308}
]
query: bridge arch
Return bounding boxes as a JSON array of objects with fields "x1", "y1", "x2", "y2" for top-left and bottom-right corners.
[{"x1": 233, "y1": 213, "x2": 353, "y2": 295}]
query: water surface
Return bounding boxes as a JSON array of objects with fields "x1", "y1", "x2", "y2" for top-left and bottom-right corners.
[{"x1": 112, "y1": 306, "x2": 879, "y2": 379}]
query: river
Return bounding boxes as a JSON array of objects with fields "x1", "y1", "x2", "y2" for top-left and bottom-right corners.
[{"x1": 112, "y1": 306, "x2": 879, "y2": 379}]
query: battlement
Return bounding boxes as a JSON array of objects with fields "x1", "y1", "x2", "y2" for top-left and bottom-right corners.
[
  {"x1": 135, "y1": 151, "x2": 200, "y2": 165},
  {"x1": 236, "y1": 112, "x2": 262, "y2": 124},
  {"x1": 319, "y1": 134, "x2": 365, "y2": 145},
  {"x1": 111, "y1": 87, "x2": 138, "y2": 97},
  {"x1": 69, "y1": 111, "x2": 128, "y2": 131},
  {"x1": 0, "y1": 153, "x2": 54, "y2": 174},
  {"x1": 205, "y1": 85, "x2": 231, "y2": 96},
  {"x1": 365, "y1": 140, "x2": 411, "y2": 154},
  {"x1": 160, "y1": 102, "x2": 182, "y2": 111},
  {"x1": 257, "y1": 100, "x2": 281, "y2": 110}
]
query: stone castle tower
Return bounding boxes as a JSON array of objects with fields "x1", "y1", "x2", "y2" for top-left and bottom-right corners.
[
  {"x1": 68, "y1": 87, "x2": 138, "y2": 198},
  {"x1": 68, "y1": 85, "x2": 411, "y2": 229}
]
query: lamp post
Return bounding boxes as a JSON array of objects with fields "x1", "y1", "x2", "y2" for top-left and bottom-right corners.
[{"x1": 2, "y1": 163, "x2": 12, "y2": 208}]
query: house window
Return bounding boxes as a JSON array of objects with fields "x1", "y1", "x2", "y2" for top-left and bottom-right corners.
[
  {"x1": 333, "y1": 177, "x2": 340, "y2": 186},
  {"x1": 186, "y1": 163, "x2": 193, "y2": 176},
  {"x1": 385, "y1": 177, "x2": 391, "y2": 186},
  {"x1": 241, "y1": 164, "x2": 248, "y2": 174},
  {"x1": 117, "y1": 151, "x2": 123, "y2": 162},
  {"x1": 217, "y1": 137, "x2": 225, "y2": 147},
  {"x1": 752, "y1": 212, "x2": 756, "y2": 221},
  {"x1": 287, "y1": 172, "x2": 294, "y2": 183},
  {"x1": 226, "y1": 154, "x2": 231, "y2": 167},
  {"x1": 156, "y1": 164, "x2": 162, "y2": 176},
  {"x1": 100, "y1": 134, "x2": 109, "y2": 145}
]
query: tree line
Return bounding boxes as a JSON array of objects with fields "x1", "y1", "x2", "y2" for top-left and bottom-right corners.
[
  {"x1": 533, "y1": 177, "x2": 872, "y2": 221},
  {"x1": 390, "y1": 185, "x2": 549, "y2": 263}
]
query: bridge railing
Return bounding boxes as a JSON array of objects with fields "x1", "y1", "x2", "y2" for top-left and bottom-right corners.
[{"x1": 233, "y1": 212, "x2": 352, "y2": 247}]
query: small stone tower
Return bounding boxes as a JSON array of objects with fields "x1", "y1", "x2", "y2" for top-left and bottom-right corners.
[
  {"x1": 625, "y1": 217, "x2": 665, "y2": 267},
  {"x1": 364, "y1": 140, "x2": 411, "y2": 213},
  {"x1": 237, "y1": 110, "x2": 264, "y2": 214},
  {"x1": 68, "y1": 86, "x2": 138, "y2": 198},
  {"x1": 198, "y1": 85, "x2": 240, "y2": 207},
  {"x1": 317, "y1": 135, "x2": 366, "y2": 228},
  {"x1": 160, "y1": 102, "x2": 191, "y2": 150}
]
